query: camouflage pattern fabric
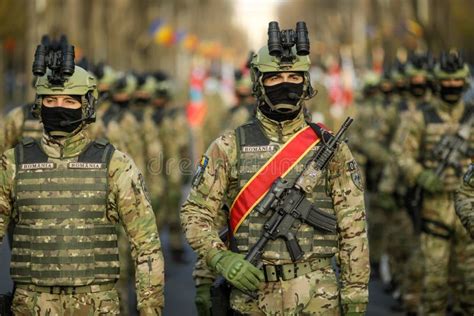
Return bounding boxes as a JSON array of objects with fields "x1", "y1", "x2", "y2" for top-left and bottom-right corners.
[
  {"x1": 181, "y1": 108, "x2": 370, "y2": 315},
  {"x1": 455, "y1": 163, "x2": 474, "y2": 238},
  {"x1": 0, "y1": 116, "x2": 4, "y2": 154},
  {"x1": 11, "y1": 287, "x2": 120, "y2": 315},
  {"x1": 0, "y1": 130, "x2": 164, "y2": 314},
  {"x1": 350, "y1": 94, "x2": 395, "y2": 271},
  {"x1": 392, "y1": 99, "x2": 474, "y2": 314},
  {"x1": 2, "y1": 104, "x2": 43, "y2": 152},
  {"x1": 377, "y1": 94, "x2": 432, "y2": 311},
  {"x1": 155, "y1": 105, "x2": 191, "y2": 255}
]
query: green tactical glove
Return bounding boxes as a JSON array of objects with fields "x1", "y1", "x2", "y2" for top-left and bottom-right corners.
[
  {"x1": 195, "y1": 283, "x2": 212, "y2": 316},
  {"x1": 416, "y1": 170, "x2": 443, "y2": 193},
  {"x1": 207, "y1": 250, "x2": 264, "y2": 292}
]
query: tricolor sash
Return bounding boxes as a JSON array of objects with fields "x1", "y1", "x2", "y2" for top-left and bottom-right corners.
[{"x1": 230, "y1": 125, "x2": 320, "y2": 234}]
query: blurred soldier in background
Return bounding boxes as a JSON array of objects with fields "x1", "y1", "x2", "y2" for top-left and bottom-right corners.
[
  {"x1": 393, "y1": 50, "x2": 474, "y2": 315},
  {"x1": 152, "y1": 71, "x2": 192, "y2": 262},
  {"x1": 226, "y1": 68, "x2": 255, "y2": 130},
  {"x1": 2, "y1": 79, "x2": 43, "y2": 152},
  {"x1": 351, "y1": 71, "x2": 392, "y2": 278}
]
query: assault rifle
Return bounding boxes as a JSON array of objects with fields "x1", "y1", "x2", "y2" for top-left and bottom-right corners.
[
  {"x1": 409, "y1": 112, "x2": 473, "y2": 235},
  {"x1": 211, "y1": 117, "x2": 353, "y2": 316}
]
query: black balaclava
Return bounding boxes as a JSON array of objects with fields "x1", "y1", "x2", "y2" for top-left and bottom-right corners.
[
  {"x1": 41, "y1": 104, "x2": 83, "y2": 134},
  {"x1": 439, "y1": 85, "x2": 464, "y2": 104},
  {"x1": 262, "y1": 81, "x2": 304, "y2": 122},
  {"x1": 409, "y1": 82, "x2": 428, "y2": 97}
]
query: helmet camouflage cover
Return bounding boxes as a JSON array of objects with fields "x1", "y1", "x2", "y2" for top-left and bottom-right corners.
[
  {"x1": 34, "y1": 65, "x2": 98, "y2": 123},
  {"x1": 250, "y1": 45, "x2": 313, "y2": 112}
]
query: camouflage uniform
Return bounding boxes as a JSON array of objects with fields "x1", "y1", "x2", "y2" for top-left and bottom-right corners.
[
  {"x1": 350, "y1": 74, "x2": 395, "y2": 273},
  {"x1": 393, "y1": 97, "x2": 474, "y2": 314},
  {"x1": 455, "y1": 163, "x2": 474, "y2": 238},
  {"x1": 155, "y1": 104, "x2": 191, "y2": 257},
  {"x1": 379, "y1": 58, "x2": 434, "y2": 311},
  {"x1": 182, "y1": 108, "x2": 370, "y2": 315},
  {"x1": 0, "y1": 130, "x2": 164, "y2": 315}
]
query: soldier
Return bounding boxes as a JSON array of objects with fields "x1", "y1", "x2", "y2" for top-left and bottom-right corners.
[
  {"x1": 378, "y1": 53, "x2": 434, "y2": 313},
  {"x1": 350, "y1": 71, "x2": 392, "y2": 278},
  {"x1": 393, "y1": 50, "x2": 474, "y2": 315},
  {"x1": 455, "y1": 162, "x2": 474, "y2": 238},
  {"x1": 131, "y1": 74, "x2": 165, "y2": 218},
  {"x1": 182, "y1": 22, "x2": 369, "y2": 315},
  {"x1": 0, "y1": 46, "x2": 164, "y2": 315},
  {"x1": 151, "y1": 71, "x2": 191, "y2": 262}
]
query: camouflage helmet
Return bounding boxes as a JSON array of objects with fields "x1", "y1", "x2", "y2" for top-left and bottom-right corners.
[
  {"x1": 250, "y1": 45, "x2": 314, "y2": 112},
  {"x1": 361, "y1": 71, "x2": 380, "y2": 98},
  {"x1": 434, "y1": 50, "x2": 470, "y2": 80},
  {"x1": 153, "y1": 71, "x2": 174, "y2": 100},
  {"x1": 362, "y1": 71, "x2": 380, "y2": 88},
  {"x1": 34, "y1": 65, "x2": 98, "y2": 124},
  {"x1": 405, "y1": 52, "x2": 433, "y2": 79},
  {"x1": 111, "y1": 73, "x2": 137, "y2": 97},
  {"x1": 93, "y1": 63, "x2": 117, "y2": 92},
  {"x1": 234, "y1": 69, "x2": 252, "y2": 94},
  {"x1": 135, "y1": 74, "x2": 158, "y2": 99}
]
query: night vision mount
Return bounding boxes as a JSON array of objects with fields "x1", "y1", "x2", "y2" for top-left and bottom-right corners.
[
  {"x1": 440, "y1": 50, "x2": 465, "y2": 73},
  {"x1": 267, "y1": 21, "x2": 310, "y2": 63},
  {"x1": 32, "y1": 35, "x2": 75, "y2": 85}
]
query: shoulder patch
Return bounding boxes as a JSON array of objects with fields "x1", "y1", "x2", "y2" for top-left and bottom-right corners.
[
  {"x1": 192, "y1": 155, "x2": 209, "y2": 187},
  {"x1": 347, "y1": 159, "x2": 364, "y2": 191}
]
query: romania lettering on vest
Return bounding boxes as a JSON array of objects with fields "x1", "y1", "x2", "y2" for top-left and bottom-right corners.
[
  {"x1": 20, "y1": 162, "x2": 55, "y2": 170},
  {"x1": 242, "y1": 145, "x2": 276, "y2": 153},
  {"x1": 68, "y1": 162, "x2": 104, "y2": 169}
]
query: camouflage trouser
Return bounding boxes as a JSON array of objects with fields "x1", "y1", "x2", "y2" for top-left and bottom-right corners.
[
  {"x1": 386, "y1": 209, "x2": 416, "y2": 287},
  {"x1": 401, "y1": 242, "x2": 423, "y2": 313},
  {"x1": 420, "y1": 192, "x2": 474, "y2": 315},
  {"x1": 230, "y1": 265, "x2": 339, "y2": 315},
  {"x1": 11, "y1": 287, "x2": 119, "y2": 315}
]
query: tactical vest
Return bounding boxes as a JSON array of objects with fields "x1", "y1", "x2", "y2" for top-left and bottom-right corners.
[
  {"x1": 22, "y1": 104, "x2": 42, "y2": 140},
  {"x1": 420, "y1": 104, "x2": 474, "y2": 191},
  {"x1": 11, "y1": 138, "x2": 120, "y2": 286},
  {"x1": 232, "y1": 120, "x2": 338, "y2": 264}
]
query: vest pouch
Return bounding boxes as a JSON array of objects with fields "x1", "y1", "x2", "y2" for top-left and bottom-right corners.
[
  {"x1": 29, "y1": 226, "x2": 97, "y2": 286},
  {"x1": 10, "y1": 225, "x2": 32, "y2": 284}
]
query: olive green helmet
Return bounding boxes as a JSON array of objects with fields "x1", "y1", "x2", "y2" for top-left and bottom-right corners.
[
  {"x1": 434, "y1": 50, "x2": 470, "y2": 80},
  {"x1": 96, "y1": 64, "x2": 117, "y2": 92},
  {"x1": 111, "y1": 73, "x2": 137, "y2": 97},
  {"x1": 250, "y1": 45, "x2": 314, "y2": 113},
  {"x1": 135, "y1": 75, "x2": 158, "y2": 99},
  {"x1": 34, "y1": 65, "x2": 98, "y2": 124}
]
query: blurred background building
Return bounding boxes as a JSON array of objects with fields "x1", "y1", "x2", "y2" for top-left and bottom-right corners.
[{"x1": 1, "y1": 0, "x2": 474, "y2": 113}]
